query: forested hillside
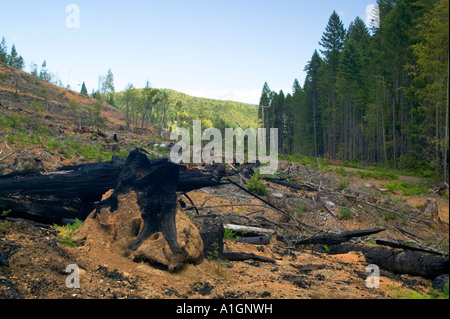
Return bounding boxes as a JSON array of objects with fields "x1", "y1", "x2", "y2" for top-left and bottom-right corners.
[
  {"x1": 260, "y1": 0, "x2": 448, "y2": 182},
  {"x1": 113, "y1": 84, "x2": 258, "y2": 133}
]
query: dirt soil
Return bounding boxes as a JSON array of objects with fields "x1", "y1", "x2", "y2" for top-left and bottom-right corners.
[
  {"x1": 0, "y1": 217, "x2": 434, "y2": 299},
  {"x1": 1, "y1": 162, "x2": 447, "y2": 300}
]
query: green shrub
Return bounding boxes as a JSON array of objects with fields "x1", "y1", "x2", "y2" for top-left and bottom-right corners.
[
  {"x1": 246, "y1": 172, "x2": 268, "y2": 196},
  {"x1": 296, "y1": 204, "x2": 308, "y2": 217},
  {"x1": 337, "y1": 178, "x2": 349, "y2": 191},
  {"x1": 224, "y1": 227, "x2": 240, "y2": 240},
  {"x1": 54, "y1": 218, "x2": 83, "y2": 247},
  {"x1": 339, "y1": 207, "x2": 352, "y2": 219}
]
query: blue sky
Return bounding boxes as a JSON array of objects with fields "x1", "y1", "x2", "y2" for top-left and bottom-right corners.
[{"x1": 0, "y1": 0, "x2": 376, "y2": 104}]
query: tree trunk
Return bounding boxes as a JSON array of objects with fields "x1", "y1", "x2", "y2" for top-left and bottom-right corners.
[
  {"x1": 0, "y1": 150, "x2": 225, "y2": 224},
  {"x1": 292, "y1": 228, "x2": 385, "y2": 246},
  {"x1": 328, "y1": 243, "x2": 449, "y2": 278}
]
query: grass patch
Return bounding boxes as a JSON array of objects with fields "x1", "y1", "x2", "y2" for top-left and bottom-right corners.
[
  {"x1": 281, "y1": 154, "x2": 330, "y2": 171},
  {"x1": 390, "y1": 283, "x2": 449, "y2": 299},
  {"x1": 382, "y1": 181, "x2": 429, "y2": 196}
]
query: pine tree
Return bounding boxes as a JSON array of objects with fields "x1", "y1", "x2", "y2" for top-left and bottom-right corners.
[
  {"x1": 0, "y1": 37, "x2": 7, "y2": 64},
  {"x1": 80, "y1": 82, "x2": 88, "y2": 95},
  {"x1": 7, "y1": 44, "x2": 24, "y2": 70},
  {"x1": 411, "y1": 0, "x2": 449, "y2": 182},
  {"x1": 304, "y1": 50, "x2": 324, "y2": 157},
  {"x1": 259, "y1": 82, "x2": 271, "y2": 129},
  {"x1": 318, "y1": 11, "x2": 346, "y2": 158}
]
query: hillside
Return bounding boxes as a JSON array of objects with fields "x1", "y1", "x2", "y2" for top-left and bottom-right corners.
[
  {"x1": 0, "y1": 63, "x2": 449, "y2": 302},
  {"x1": 0, "y1": 64, "x2": 169, "y2": 174},
  {"x1": 113, "y1": 88, "x2": 259, "y2": 131}
]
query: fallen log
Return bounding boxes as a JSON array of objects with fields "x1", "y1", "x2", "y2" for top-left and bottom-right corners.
[
  {"x1": 292, "y1": 228, "x2": 386, "y2": 246},
  {"x1": 236, "y1": 235, "x2": 292, "y2": 247},
  {"x1": 374, "y1": 239, "x2": 445, "y2": 256},
  {"x1": 221, "y1": 251, "x2": 277, "y2": 264},
  {"x1": 263, "y1": 178, "x2": 317, "y2": 192},
  {"x1": 328, "y1": 243, "x2": 449, "y2": 278},
  {"x1": 225, "y1": 224, "x2": 275, "y2": 237},
  {"x1": 0, "y1": 149, "x2": 225, "y2": 224},
  {"x1": 320, "y1": 197, "x2": 342, "y2": 220}
]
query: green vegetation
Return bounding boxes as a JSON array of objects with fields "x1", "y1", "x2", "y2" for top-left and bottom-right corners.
[
  {"x1": 390, "y1": 283, "x2": 449, "y2": 299},
  {"x1": 206, "y1": 242, "x2": 226, "y2": 275},
  {"x1": 0, "y1": 210, "x2": 12, "y2": 233},
  {"x1": 223, "y1": 227, "x2": 240, "y2": 241},
  {"x1": 337, "y1": 178, "x2": 349, "y2": 191},
  {"x1": 382, "y1": 181, "x2": 429, "y2": 196},
  {"x1": 245, "y1": 172, "x2": 268, "y2": 196},
  {"x1": 54, "y1": 218, "x2": 83, "y2": 247},
  {"x1": 0, "y1": 37, "x2": 24, "y2": 69},
  {"x1": 296, "y1": 204, "x2": 308, "y2": 217},
  {"x1": 0, "y1": 111, "x2": 156, "y2": 163},
  {"x1": 280, "y1": 154, "x2": 330, "y2": 171},
  {"x1": 259, "y1": 0, "x2": 449, "y2": 184},
  {"x1": 339, "y1": 207, "x2": 352, "y2": 220},
  {"x1": 113, "y1": 87, "x2": 258, "y2": 133}
]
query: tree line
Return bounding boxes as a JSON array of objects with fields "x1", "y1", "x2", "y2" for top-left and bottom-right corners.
[
  {"x1": 259, "y1": 0, "x2": 448, "y2": 182},
  {"x1": 0, "y1": 37, "x2": 24, "y2": 70},
  {"x1": 113, "y1": 83, "x2": 258, "y2": 135}
]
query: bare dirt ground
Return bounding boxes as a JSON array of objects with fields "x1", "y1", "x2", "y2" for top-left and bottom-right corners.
[
  {"x1": 1, "y1": 164, "x2": 447, "y2": 300},
  {"x1": 0, "y1": 217, "x2": 433, "y2": 299}
]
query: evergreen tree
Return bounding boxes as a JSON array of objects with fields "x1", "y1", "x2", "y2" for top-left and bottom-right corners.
[
  {"x1": 318, "y1": 11, "x2": 346, "y2": 158},
  {"x1": 258, "y1": 82, "x2": 272, "y2": 129},
  {"x1": 7, "y1": 44, "x2": 24, "y2": 70},
  {"x1": 0, "y1": 37, "x2": 7, "y2": 65},
  {"x1": 303, "y1": 50, "x2": 324, "y2": 157},
  {"x1": 80, "y1": 82, "x2": 88, "y2": 95},
  {"x1": 39, "y1": 60, "x2": 52, "y2": 82},
  {"x1": 411, "y1": 0, "x2": 449, "y2": 182}
]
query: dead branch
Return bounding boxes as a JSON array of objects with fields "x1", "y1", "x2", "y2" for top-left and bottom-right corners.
[{"x1": 292, "y1": 228, "x2": 386, "y2": 246}]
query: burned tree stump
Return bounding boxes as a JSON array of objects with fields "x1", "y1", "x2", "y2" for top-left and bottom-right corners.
[
  {"x1": 0, "y1": 150, "x2": 226, "y2": 270},
  {"x1": 0, "y1": 150, "x2": 225, "y2": 224}
]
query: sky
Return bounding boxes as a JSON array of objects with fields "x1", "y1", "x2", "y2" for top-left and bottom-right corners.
[{"x1": 0, "y1": 0, "x2": 377, "y2": 104}]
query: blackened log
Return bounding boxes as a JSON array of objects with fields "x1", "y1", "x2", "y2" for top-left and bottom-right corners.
[
  {"x1": 221, "y1": 251, "x2": 277, "y2": 264},
  {"x1": 237, "y1": 236, "x2": 272, "y2": 245},
  {"x1": 292, "y1": 228, "x2": 385, "y2": 246},
  {"x1": 0, "y1": 150, "x2": 225, "y2": 224},
  {"x1": 328, "y1": 243, "x2": 449, "y2": 278},
  {"x1": 375, "y1": 239, "x2": 445, "y2": 256}
]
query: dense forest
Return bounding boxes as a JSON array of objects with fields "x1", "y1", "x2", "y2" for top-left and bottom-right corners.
[{"x1": 260, "y1": 0, "x2": 448, "y2": 182}]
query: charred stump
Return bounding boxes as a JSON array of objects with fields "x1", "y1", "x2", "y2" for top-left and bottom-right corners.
[{"x1": 0, "y1": 149, "x2": 225, "y2": 224}]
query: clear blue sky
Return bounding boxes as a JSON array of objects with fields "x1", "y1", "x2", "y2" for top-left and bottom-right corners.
[{"x1": 0, "y1": 0, "x2": 376, "y2": 104}]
